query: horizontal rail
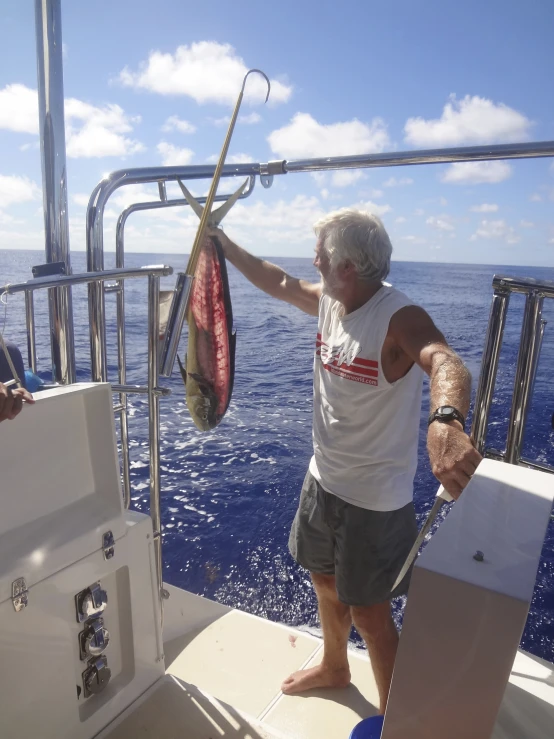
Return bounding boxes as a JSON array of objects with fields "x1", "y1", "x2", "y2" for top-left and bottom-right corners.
[
  {"x1": 284, "y1": 140, "x2": 554, "y2": 174},
  {"x1": 492, "y1": 274, "x2": 554, "y2": 298},
  {"x1": 111, "y1": 384, "x2": 171, "y2": 396},
  {"x1": 2, "y1": 265, "x2": 173, "y2": 295}
]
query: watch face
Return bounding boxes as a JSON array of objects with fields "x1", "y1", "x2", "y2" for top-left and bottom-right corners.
[{"x1": 441, "y1": 406, "x2": 454, "y2": 415}]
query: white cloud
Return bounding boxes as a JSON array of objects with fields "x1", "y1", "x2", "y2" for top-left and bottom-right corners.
[
  {"x1": 383, "y1": 176, "x2": 413, "y2": 187},
  {"x1": 212, "y1": 111, "x2": 262, "y2": 127},
  {"x1": 331, "y1": 170, "x2": 365, "y2": 188},
  {"x1": 240, "y1": 112, "x2": 262, "y2": 125},
  {"x1": 157, "y1": 141, "x2": 194, "y2": 166},
  {"x1": 72, "y1": 193, "x2": 90, "y2": 207},
  {"x1": 395, "y1": 216, "x2": 407, "y2": 224},
  {"x1": 0, "y1": 84, "x2": 38, "y2": 133},
  {"x1": 223, "y1": 194, "x2": 324, "y2": 247},
  {"x1": 19, "y1": 141, "x2": 40, "y2": 152},
  {"x1": 349, "y1": 200, "x2": 391, "y2": 218},
  {"x1": 471, "y1": 203, "x2": 498, "y2": 212},
  {"x1": 206, "y1": 152, "x2": 253, "y2": 164},
  {"x1": 320, "y1": 188, "x2": 330, "y2": 200},
  {"x1": 65, "y1": 98, "x2": 144, "y2": 158},
  {"x1": 413, "y1": 209, "x2": 425, "y2": 216},
  {"x1": 520, "y1": 220, "x2": 535, "y2": 228},
  {"x1": 161, "y1": 115, "x2": 196, "y2": 134},
  {"x1": 470, "y1": 219, "x2": 520, "y2": 244},
  {"x1": 0, "y1": 174, "x2": 40, "y2": 207},
  {"x1": 439, "y1": 197, "x2": 448, "y2": 206},
  {"x1": 441, "y1": 161, "x2": 512, "y2": 184},
  {"x1": 118, "y1": 42, "x2": 291, "y2": 105},
  {"x1": 426, "y1": 215, "x2": 455, "y2": 232},
  {"x1": 268, "y1": 113, "x2": 390, "y2": 159},
  {"x1": 404, "y1": 94, "x2": 532, "y2": 147},
  {"x1": 111, "y1": 184, "x2": 160, "y2": 210},
  {"x1": 529, "y1": 193, "x2": 543, "y2": 202},
  {"x1": 0, "y1": 83, "x2": 144, "y2": 158}
]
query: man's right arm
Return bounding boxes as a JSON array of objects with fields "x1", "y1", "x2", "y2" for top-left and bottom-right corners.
[{"x1": 209, "y1": 228, "x2": 321, "y2": 317}]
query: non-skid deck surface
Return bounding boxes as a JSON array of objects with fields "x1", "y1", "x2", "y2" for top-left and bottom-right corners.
[{"x1": 102, "y1": 585, "x2": 554, "y2": 738}]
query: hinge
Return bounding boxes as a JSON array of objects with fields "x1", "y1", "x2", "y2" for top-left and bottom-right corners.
[
  {"x1": 12, "y1": 577, "x2": 28, "y2": 612},
  {"x1": 102, "y1": 531, "x2": 115, "y2": 560}
]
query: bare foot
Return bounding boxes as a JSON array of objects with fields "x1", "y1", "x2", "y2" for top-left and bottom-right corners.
[{"x1": 281, "y1": 664, "x2": 351, "y2": 695}]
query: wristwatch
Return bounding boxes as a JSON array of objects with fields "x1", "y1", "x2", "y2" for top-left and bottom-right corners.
[{"x1": 428, "y1": 405, "x2": 465, "y2": 430}]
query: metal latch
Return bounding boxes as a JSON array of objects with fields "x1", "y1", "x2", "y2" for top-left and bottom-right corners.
[
  {"x1": 75, "y1": 582, "x2": 108, "y2": 623},
  {"x1": 12, "y1": 578, "x2": 28, "y2": 612},
  {"x1": 102, "y1": 530, "x2": 115, "y2": 560},
  {"x1": 79, "y1": 617, "x2": 110, "y2": 661},
  {"x1": 82, "y1": 655, "x2": 111, "y2": 698}
]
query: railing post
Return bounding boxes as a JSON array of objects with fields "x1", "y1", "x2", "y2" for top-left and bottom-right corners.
[
  {"x1": 471, "y1": 289, "x2": 511, "y2": 454},
  {"x1": 505, "y1": 290, "x2": 544, "y2": 464},
  {"x1": 24, "y1": 291, "x2": 37, "y2": 374},
  {"x1": 148, "y1": 275, "x2": 163, "y2": 616},
  {"x1": 34, "y1": 0, "x2": 75, "y2": 383}
]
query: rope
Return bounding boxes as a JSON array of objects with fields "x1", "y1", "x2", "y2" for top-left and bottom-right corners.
[{"x1": 0, "y1": 287, "x2": 22, "y2": 387}]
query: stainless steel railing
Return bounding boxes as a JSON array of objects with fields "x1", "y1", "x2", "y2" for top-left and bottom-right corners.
[
  {"x1": 1, "y1": 264, "x2": 173, "y2": 611},
  {"x1": 472, "y1": 274, "x2": 552, "y2": 474},
  {"x1": 78, "y1": 146, "x2": 554, "y2": 614}
]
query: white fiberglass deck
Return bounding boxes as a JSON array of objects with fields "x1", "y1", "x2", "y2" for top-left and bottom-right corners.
[{"x1": 102, "y1": 585, "x2": 554, "y2": 739}]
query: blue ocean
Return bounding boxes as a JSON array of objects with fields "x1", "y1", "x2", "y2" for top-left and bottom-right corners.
[{"x1": 2, "y1": 250, "x2": 553, "y2": 662}]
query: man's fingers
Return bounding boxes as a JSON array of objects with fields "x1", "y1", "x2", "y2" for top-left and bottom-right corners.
[
  {"x1": 13, "y1": 388, "x2": 35, "y2": 405},
  {"x1": 442, "y1": 479, "x2": 463, "y2": 500},
  {"x1": 0, "y1": 394, "x2": 14, "y2": 422},
  {"x1": 8, "y1": 396, "x2": 23, "y2": 420}
]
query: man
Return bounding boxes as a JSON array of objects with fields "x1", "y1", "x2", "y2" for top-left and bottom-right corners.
[{"x1": 208, "y1": 209, "x2": 482, "y2": 713}]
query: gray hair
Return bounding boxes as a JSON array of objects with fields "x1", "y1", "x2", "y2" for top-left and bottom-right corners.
[{"x1": 314, "y1": 208, "x2": 393, "y2": 282}]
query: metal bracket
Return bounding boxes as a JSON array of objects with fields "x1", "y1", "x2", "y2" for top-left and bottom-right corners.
[
  {"x1": 12, "y1": 578, "x2": 28, "y2": 612},
  {"x1": 259, "y1": 160, "x2": 286, "y2": 188},
  {"x1": 260, "y1": 173, "x2": 273, "y2": 189},
  {"x1": 102, "y1": 531, "x2": 115, "y2": 560}
]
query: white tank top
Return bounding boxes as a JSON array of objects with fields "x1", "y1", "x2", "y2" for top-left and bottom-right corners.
[{"x1": 309, "y1": 286, "x2": 423, "y2": 511}]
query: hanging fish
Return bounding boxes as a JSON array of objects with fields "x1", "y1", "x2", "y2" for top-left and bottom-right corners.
[
  {"x1": 173, "y1": 69, "x2": 270, "y2": 430},
  {"x1": 177, "y1": 232, "x2": 236, "y2": 430}
]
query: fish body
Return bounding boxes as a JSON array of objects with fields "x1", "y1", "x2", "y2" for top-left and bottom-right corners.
[{"x1": 178, "y1": 235, "x2": 236, "y2": 430}]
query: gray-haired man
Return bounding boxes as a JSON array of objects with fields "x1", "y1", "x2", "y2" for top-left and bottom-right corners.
[{"x1": 209, "y1": 210, "x2": 481, "y2": 713}]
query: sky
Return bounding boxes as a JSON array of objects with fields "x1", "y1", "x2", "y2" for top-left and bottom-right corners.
[{"x1": 0, "y1": 0, "x2": 553, "y2": 266}]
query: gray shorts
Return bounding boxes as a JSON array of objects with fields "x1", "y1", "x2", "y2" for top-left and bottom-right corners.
[{"x1": 288, "y1": 470, "x2": 418, "y2": 607}]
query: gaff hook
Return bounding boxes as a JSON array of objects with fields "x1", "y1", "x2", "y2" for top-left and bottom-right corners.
[{"x1": 241, "y1": 69, "x2": 271, "y2": 103}]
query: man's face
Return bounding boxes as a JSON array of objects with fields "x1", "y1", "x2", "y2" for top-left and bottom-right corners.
[{"x1": 314, "y1": 237, "x2": 346, "y2": 298}]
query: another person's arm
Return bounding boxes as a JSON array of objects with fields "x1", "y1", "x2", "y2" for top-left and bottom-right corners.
[
  {"x1": 388, "y1": 306, "x2": 482, "y2": 499},
  {"x1": 209, "y1": 227, "x2": 321, "y2": 316},
  {"x1": 0, "y1": 382, "x2": 35, "y2": 422}
]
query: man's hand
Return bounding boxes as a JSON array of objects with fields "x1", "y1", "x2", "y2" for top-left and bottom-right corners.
[
  {"x1": 206, "y1": 226, "x2": 232, "y2": 257},
  {"x1": 427, "y1": 421, "x2": 482, "y2": 499},
  {"x1": 0, "y1": 383, "x2": 35, "y2": 423}
]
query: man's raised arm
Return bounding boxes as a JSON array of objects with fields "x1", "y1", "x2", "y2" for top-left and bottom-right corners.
[
  {"x1": 389, "y1": 305, "x2": 482, "y2": 499},
  {"x1": 208, "y1": 227, "x2": 321, "y2": 317}
]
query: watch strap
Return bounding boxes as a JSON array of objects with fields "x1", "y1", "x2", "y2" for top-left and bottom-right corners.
[{"x1": 428, "y1": 406, "x2": 466, "y2": 430}]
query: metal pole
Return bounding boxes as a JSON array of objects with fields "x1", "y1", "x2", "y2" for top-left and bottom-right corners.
[
  {"x1": 25, "y1": 292, "x2": 37, "y2": 373},
  {"x1": 148, "y1": 275, "x2": 163, "y2": 613},
  {"x1": 284, "y1": 141, "x2": 554, "y2": 174},
  {"x1": 505, "y1": 291, "x2": 544, "y2": 464},
  {"x1": 114, "y1": 217, "x2": 131, "y2": 508},
  {"x1": 34, "y1": 0, "x2": 75, "y2": 384},
  {"x1": 470, "y1": 290, "x2": 511, "y2": 454}
]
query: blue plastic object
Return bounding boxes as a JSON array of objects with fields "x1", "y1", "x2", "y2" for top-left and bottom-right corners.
[
  {"x1": 24, "y1": 370, "x2": 44, "y2": 393},
  {"x1": 349, "y1": 714, "x2": 384, "y2": 739}
]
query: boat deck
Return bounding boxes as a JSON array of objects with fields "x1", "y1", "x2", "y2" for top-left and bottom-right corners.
[{"x1": 101, "y1": 585, "x2": 554, "y2": 738}]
